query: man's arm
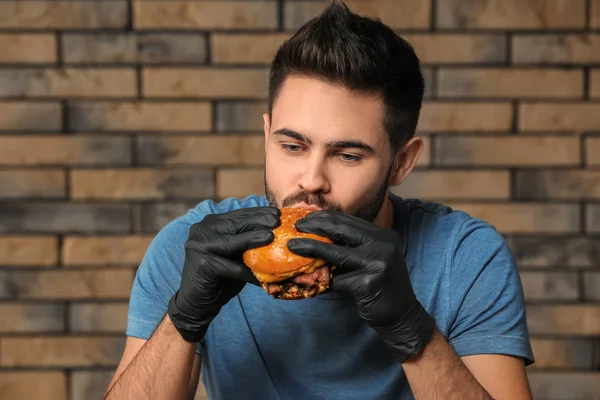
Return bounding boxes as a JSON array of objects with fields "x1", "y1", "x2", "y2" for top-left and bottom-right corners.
[
  {"x1": 104, "y1": 314, "x2": 199, "y2": 400},
  {"x1": 402, "y1": 327, "x2": 533, "y2": 400}
]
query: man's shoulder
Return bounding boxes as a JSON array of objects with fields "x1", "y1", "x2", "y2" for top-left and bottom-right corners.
[
  {"x1": 145, "y1": 195, "x2": 269, "y2": 258},
  {"x1": 165, "y1": 194, "x2": 269, "y2": 233},
  {"x1": 190, "y1": 194, "x2": 270, "y2": 220},
  {"x1": 394, "y1": 195, "x2": 505, "y2": 257},
  {"x1": 394, "y1": 196, "x2": 471, "y2": 238}
]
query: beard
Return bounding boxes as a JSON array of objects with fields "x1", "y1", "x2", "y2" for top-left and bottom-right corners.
[{"x1": 264, "y1": 165, "x2": 393, "y2": 223}]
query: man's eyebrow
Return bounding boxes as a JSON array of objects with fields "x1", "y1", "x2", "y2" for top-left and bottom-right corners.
[
  {"x1": 273, "y1": 128, "x2": 376, "y2": 153},
  {"x1": 326, "y1": 140, "x2": 375, "y2": 154},
  {"x1": 272, "y1": 128, "x2": 312, "y2": 144}
]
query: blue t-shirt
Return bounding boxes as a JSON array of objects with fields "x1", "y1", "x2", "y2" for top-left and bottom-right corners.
[{"x1": 126, "y1": 193, "x2": 535, "y2": 399}]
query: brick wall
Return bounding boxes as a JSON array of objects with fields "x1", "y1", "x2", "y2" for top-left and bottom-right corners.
[{"x1": 0, "y1": 1, "x2": 599, "y2": 399}]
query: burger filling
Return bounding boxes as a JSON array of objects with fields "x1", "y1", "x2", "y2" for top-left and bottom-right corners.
[{"x1": 263, "y1": 265, "x2": 331, "y2": 300}]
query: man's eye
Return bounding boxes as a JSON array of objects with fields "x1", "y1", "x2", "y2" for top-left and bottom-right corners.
[
  {"x1": 338, "y1": 153, "x2": 362, "y2": 162},
  {"x1": 282, "y1": 144, "x2": 303, "y2": 153}
]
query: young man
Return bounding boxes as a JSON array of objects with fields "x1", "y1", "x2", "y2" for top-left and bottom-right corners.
[{"x1": 104, "y1": 2, "x2": 535, "y2": 399}]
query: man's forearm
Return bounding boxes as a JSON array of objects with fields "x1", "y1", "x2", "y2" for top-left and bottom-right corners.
[
  {"x1": 104, "y1": 314, "x2": 198, "y2": 400},
  {"x1": 402, "y1": 326, "x2": 492, "y2": 400}
]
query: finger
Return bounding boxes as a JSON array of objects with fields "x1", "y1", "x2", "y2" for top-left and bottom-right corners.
[
  {"x1": 202, "y1": 207, "x2": 281, "y2": 235},
  {"x1": 206, "y1": 254, "x2": 260, "y2": 286},
  {"x1": 294, "y1": 210, "x2": 366, "y2": 247},
  {"x1": 189, "y1": 229, "x2": 274, "y2": 257},
  {"x1": 287, "y1": 238, "x2": 363, "y2": 271}
]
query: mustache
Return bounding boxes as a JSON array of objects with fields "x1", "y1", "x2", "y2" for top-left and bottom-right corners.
[{"x1": 281, "y1": 191, "x2": 342, "y2": 212}]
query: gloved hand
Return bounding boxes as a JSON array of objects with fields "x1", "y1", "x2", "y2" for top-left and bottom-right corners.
[
  {"x1": 287, "y1": 210, "x2": 435, "y2": 363},
  {"x1": 168, "y1": 207, "x2": 280, "y2": 343}
]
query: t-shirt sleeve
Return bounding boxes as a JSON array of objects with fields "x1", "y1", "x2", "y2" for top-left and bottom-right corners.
[
  {"x1": 125, "y1": 214, "x2": 204, "y2": 355},
  {"x1": 447, "y1": 217, "x2": 535, "y2": 366}
]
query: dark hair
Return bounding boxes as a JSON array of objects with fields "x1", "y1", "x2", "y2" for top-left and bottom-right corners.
[{"x1": 268, "y1": 0, "x2": 424, "y2": 153}]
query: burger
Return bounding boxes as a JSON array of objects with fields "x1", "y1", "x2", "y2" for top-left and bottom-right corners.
[{"x1": 243, "y1": 207, "x2": 334, "y2": 300}]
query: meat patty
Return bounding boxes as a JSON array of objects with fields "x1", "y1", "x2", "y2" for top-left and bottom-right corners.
[{"x1": 263, "y1": 265, "x2": 331, "y2": 300}]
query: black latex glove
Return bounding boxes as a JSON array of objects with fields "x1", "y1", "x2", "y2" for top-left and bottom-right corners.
[
  {"x1": 287, "y1": 210, "x2": 435, "y2": 363},
  {"x1": 168, "y1": 207, "x2": 280, "y2": 343}
]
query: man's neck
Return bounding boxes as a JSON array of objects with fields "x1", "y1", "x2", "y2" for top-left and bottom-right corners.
[{"x1": 372, "y1": 195, "x2": 395, "y2": 229}]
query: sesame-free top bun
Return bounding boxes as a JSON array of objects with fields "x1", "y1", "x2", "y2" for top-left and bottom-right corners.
[{"x1": 242, "y1": 207, "x2": 332, "y2": 283}]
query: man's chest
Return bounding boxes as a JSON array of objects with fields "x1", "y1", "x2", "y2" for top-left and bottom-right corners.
[{"x1": 200, "y1": 286, "x2": 411, "y2": 399}]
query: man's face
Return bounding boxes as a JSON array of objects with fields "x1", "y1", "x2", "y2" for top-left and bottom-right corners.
[{"x1": 263, "y1": 75, "x2": 395, "y2": 222}]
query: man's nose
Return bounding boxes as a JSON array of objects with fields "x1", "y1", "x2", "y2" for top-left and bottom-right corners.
[{"x1": 298, "y1": 158, "x2": 330, "y2": 194}]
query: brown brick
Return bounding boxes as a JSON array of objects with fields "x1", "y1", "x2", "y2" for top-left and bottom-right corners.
[
  {"x1": 0, "y1": 135, "x2": 131, "y2": 166},
  {"x1": 0, "y1": 372, "x2": 67, "y2": 400},
  {"x1": 0, "y1": 203, "x2": 130, "y2": 234},
  {"x1": 68, "y1": 101, "x2": 211, "y2": 132},
  {"x1": 586, "y1": 137, "x2": 600, "y2": 166},
  {"x1": 0, "y1": 68, "x2": 136, "y2": 98},
  {"x1": 0, "y1": 34, "x2": 56, "y2": 63},
  {"x1": 404, "y1": 34, "x2": 506, "y2": 64},
  {"x1": 445, "y1": 203, "x2": 580, "y2": 234},
  {"x1": 507, "y1": 237, "x2": 600, "y2": 268},
  {"x1": 588, "y1": 204, "x2": 600, "y2": 233},
  {"x1": 438, "y1": 69, "x2": 582, "y2": 99},
  {"x1": 70, "y1": 303, "x2": 128, "y2": 333},
  {"x1": 62, "y1": 33, "x2": 207, "y2": 64},
  {"x1": 591, "y1": 70, "x2": 600, "y2": 99},
  {"x1": 513, "y1": 34, "x2": 600, "y2": 64},
  {"x1": 392, "y1": 171, "x2": 510, "y2": 201},
  {"x1": 217, "y1": 169, "x2": 264, "y2": 198},
  {"x1": 0, "y1": 102, "x2": 61, "y2": 131},
  {"x1": 434, "y1": 136, "x2": 579, "y2": 167},
  {"x1": 416, "y1": 136, "x2": 431, "y2": 166},
  {"x1": 1, "y1": 336, "x2": 125, "y2": 367},
  {"x1": 284, "y1": 0, "x2": 431, "y2": 30},
  {"x1": 138, "y1": 135, "x2": 264, "y2": 166},
  {"x1": 143, "y1": 68, "x2": 269, "y2": 99},
  {"x1": 0, "y1": 269, "x2": 133, "y2": 299},
  {"x1": 216, "y1": 101, "x2": 267, "y2": 132},
  {"x1": 515, "y1": 170, "x2": 600, "y2": 200},
  {"x1": 0, "y1": 236, "x2": 58, "y2": 266},
  {"x1": 71, "y1": 169, "x2": 214, "y2": 200},
  {"x1": 134, "y1": 1, "x2": 277, "y2": 30},
  {"x1": 593, "y1": 0, "x2": 600, "y2": 28},
  {"x1": 526, "y1": 305, "x2": 600, "y2": 335},
  {"x1": 437, "y1": 0, "x2": 585, "y2": 29},
  {"x1": 520, "y1": 271, "x2": 579, "y2": 301},
  {"x1": 139, "y1": 202, "x2": 198, "y2": 233},
  {"x1": 520, "y1": 103, "x2": 600, "y2": 131},
  {"x1": 0, "y1": 170, "x2": 65, "y2": 199},
  {"x1": 528, "y1": 372, "x2": 600, "y2": 400},
  {"x1": 422, "y1": 69, "x2": 434, "y2": 99},
  {"x1": 0, "y1": 1, "x2": 127, "y2": 29},
  {"x1": 530, "y1": 339, "x2": 593, "y2": 369},
  {"x1": 71, "y1": 371, "x2": 114, "y2": 400},
  {"x1": 62, "y1": 236, "x2": 152, "y2": 266},
  {"x1": 0, "y1": 303, "x2": 65, "y2": 333},
  {"x1": 583, "y1": 272, "x2": 600, "y2": 301},
  {"x1": 212, "y1": 33, "x2": 290, "y2": 65},
  {"x1": 417, "y1": 102, "x2": 512, "y2": 132}
]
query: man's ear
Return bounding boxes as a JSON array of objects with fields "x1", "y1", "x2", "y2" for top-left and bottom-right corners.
[{"x1": 388, "y1": 136, "x2": 423, "y2": 187}]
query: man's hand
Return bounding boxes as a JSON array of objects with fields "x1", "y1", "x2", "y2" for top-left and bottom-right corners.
[
  {"x1": 168, "y1": 207, "x2": 280, "y2": 343},
  {"x1": 287, "y1": 210, "x2": 435, "y2": 363}
]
